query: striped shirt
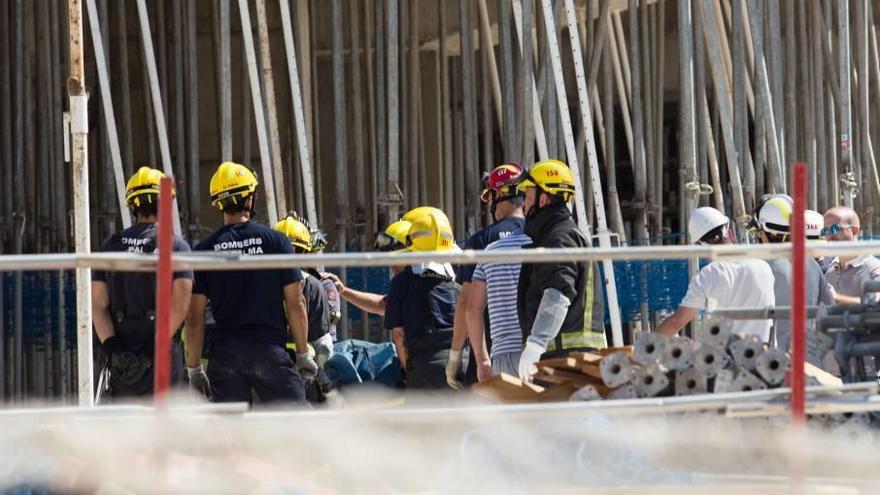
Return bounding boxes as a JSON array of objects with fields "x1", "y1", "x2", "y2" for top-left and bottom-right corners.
[{"x1": 472, "y1": 231, "x2": 532, "y2": 358}]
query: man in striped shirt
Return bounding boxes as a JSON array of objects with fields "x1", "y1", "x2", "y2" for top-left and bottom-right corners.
[{"x1": 466, "y1": 230, "x2": 532, "y2": 380}]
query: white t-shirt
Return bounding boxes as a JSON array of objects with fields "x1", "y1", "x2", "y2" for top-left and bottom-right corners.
[{"x1": 680, "y1": 259, "x2": 775, "y2": 341}]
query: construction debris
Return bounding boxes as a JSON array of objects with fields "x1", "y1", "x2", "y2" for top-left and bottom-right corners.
[{"x1": 472, "y1": 331, "x2": 813, "y2": 404}]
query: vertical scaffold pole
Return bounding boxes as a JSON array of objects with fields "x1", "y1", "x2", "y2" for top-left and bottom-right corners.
[{"x1": 68, "y1": 0, "x2": 94, "y2": 407}]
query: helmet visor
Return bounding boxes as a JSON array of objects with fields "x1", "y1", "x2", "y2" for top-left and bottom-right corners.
[{"x1": 374, "y1": 232, "x2": 405, "y2": 252}]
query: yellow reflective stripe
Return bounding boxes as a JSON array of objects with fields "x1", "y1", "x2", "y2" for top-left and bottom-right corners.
[
  {"x1": 583, "y1": 262, "x2": 593, "y2": 334},
  {"x1": 545, "y1": 262, "x2": 609, "y2": 353},
  {"x1": 545, "y1": 329, "x2": 607, "y2": 352}
]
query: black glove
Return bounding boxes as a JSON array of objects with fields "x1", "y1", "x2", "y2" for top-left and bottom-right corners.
[
  {"x1": 102, "y1": 336, "x2": 152, "y2": 387},
  {"x1": 187, "y1": 365, "x2": 212, "y2": 400},
  {"x1": 100, "y1": 336, "x2": 123, "y2": 367}
]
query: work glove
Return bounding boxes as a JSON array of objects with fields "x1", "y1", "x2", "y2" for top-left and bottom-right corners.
[
  {"x1": 187, "y1": 364, "x2": 212, "y2": 400},
  {"x1": 312, "y1": 333, "x2": 335, "y2": 368},
  {"x1": 296, "y1": 352, "x2": 319, "y2": 376},
  {"x1": 445, "y1": 349, "x2": 463, "y2": 390},
  {"x1": 102, "y1": 336, "x2": 151, "y2": 385},
  {"x1": 100, "y1": 336, "x2": 123, "y2": 368},
  {"x1": 517, "y1": 341, "x2": 545, "y2": 382}
]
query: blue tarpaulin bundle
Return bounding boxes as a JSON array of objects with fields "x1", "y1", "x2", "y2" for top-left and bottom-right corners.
[{"x1": 325, "y1": 339, "x2": 402, "y2": 388}]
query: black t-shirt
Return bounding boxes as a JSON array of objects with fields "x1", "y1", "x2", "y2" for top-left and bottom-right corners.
[
  {"x1": 385, "y1": 267, "x2": 458, "y2": 355},
  {"x1": 301, "y1": 269, "x2": 331, "y2": 343},
  {"x1": 193, "y1": 222, "x2": 303, "y2": 336},
  {"x1": 456, "y1": 216, "x2": 525, "y2": 284},
  {"x1": 92, "y1": 223, "x2": 193, "y2": 319}
]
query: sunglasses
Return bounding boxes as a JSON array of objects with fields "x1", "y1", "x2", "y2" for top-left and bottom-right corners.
[{"x1": 820, "y1": 223, "x2": 853, "y2": 237}]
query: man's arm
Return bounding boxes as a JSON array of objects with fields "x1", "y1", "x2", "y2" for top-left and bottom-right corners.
[
  {"x1": 171, "y1": 278, "x2": 193, "y2": 331},
  {"x1": 184, "y1": 293, "x2": 208, "y2": 367},
  {"x1": 322, "y1": 272, "x2": 386, "y2": 316},
  {"x1": 451, "y1": 282, "x2": 472, "y2": 352},
  {"x1": 91, "y1": 281, "x2": 115, "y2": 343},
  {"x1": 283, "y1": 281, "x2": 310, "y2": 352},
  {"x1": 465, "y1": 280, "x2": 492, "y2": 380},
  {"x1": 392, "y1": 327, "x2": 408, "y2": 370},
  {"x1": 655, "y1": 306, "x2": 701, "y2": 336}
]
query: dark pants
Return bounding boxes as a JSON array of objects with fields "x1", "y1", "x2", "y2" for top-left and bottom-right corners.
[
  {"x1": 207, "y1": 336, "x2": 306, "y2": 405},
  {"x1": 407, "y1": 349, "x2": 450, "y2": 390}
]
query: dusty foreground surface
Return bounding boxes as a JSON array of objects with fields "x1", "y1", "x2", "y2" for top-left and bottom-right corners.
[{"x1": 0, "y1": 390, "x2": 878, "y2": 494}]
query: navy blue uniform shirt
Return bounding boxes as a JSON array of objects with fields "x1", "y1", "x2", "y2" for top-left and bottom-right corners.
[
  {"x1": 92, "y1": 222, "x2": 193, "y2": 319},
  {"x1": 193, "y1": 222, "x2": 302, "y2": 338},
  {"x1": 456, "y1": 216, "x2": 525, "y2": 284},
  {"x1": 384, "y1": 267, "x2": 458, "y2": 355}
]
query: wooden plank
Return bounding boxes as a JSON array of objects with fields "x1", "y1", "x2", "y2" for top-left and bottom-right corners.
[
  {"x1": 540, "y1": 367, "x2": 601, "y2": 387},
  {"x1": 568, "y1": 351, "x2": 604, "y2": 364},
  {"x1": 536, "y1": 357, "x2": 583, "y2": 372},
  {"x1": 580, "y1": 363, "x2": 603, "y2": 380},
  {"x1": 536, "y1": 382, "x2": 579, "y2": 402},
  {"x1": 471, "y1": 373, "x2": 544, "y2": 403},
  {"x1": 805, "y1": 363, "x2": 843, "y2": 387},
  {"x1": 597, "y1": 346, "x2": 634, "y2": 356}
]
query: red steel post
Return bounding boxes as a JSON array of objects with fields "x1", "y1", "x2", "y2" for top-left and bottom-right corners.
[
  {"x1": 790, "y1": 163, "x2": 807, "y2": 423},
  {"x1": 153, "y1": 177, "x2": 173, "y2": 406}
]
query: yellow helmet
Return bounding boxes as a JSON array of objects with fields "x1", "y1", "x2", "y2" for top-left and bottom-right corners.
[
  {"x1": 125, "y1": 166, "x2": 172, "y2": 209},
  {"x1": 406, "y1": 209, "x2": 455, "y2": 252},
  {"x1": 516, "y1": 159, "x2": 576, "y2": 200},
  {"x1": 402, "y1": 206, "x2": 445, "y2": 223},
  {"x1": 274, "y1": 216, "x2": 313, "y2": 252},
  {"x1": 374, "y1": 219, "x2": 412, "y2": 252},
  {"x1": 210, "y1": 161, "x2": 258, "y2": 211}
]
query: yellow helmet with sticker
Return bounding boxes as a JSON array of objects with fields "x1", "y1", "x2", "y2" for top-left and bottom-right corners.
[
  {"x1": 516, "y1": 159, "x2": 576, "y2": 200},
  {"x1": 125, "y1": 166, "x2": 173, "y2": 210},
  {"x1": 406, "y1": 209, "x2": 455, "y2": 252},
  {"x1": 209, "y1": 161, "x2": 259, "y2": 211}
]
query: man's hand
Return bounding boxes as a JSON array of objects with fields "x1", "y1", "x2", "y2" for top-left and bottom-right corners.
[
  {"x1": 476, "y1": 360, "x2": 494, "y2": 382},
  {"x1": 187, "y1": 365, "x2": 212, "y2": 400},
  {"x1": 295, "y1": 352, "x2": 319, "y2": 376},
  {"x1": 320, "y1": 272, "x2": 345, "y2": 293},
  {"x1": 445, "y1": 349, "x2": 463, "y2": 390},
  {"x1": 517, "y1": 341, "x2": 545, "y2": 381}
]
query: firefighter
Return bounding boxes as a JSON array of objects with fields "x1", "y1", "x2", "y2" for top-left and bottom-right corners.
[
  {"x1": 514, "y1": 160, "x2": 606, "y2": 381},
  {"x1": 447, "y1": 165, "x2": 527, "y2": 389},
  {"x1": 274, "y1": 215, "x2": 333, "y2": 365},
  {"x1": 184, "y1": 162, "x2": 317, "y2": 405},
  {"x1": 91, "y1": 166, "x2": 193, "y2": 400},
  {"x1": 384, "y1": 209, "x2": 459, "y2": 389}
]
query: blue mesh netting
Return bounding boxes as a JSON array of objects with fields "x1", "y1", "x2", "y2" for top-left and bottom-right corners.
[
  {"x1": 341, "y1": 257, "x2": 696, "y2": 328},
  {"x1": 1, "y1": 272, "x2": 77, "y2": 347},
  {"x1": 2, "y1": 257, "x2": 698, "y2": 346},
  {"x1": 603, "y1": 259, "x2": 693, "y2": 325}
]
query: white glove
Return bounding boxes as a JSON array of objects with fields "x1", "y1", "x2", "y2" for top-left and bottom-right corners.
[
  {"x1": 187, "y1": 364, "x2": 212, "y2": 400},
  {"x1": 445, "y1": 349, "x2": 463, "y2": 390},
  {"x1": 295, "y1": 352, "x2": 319, "y2": 376},
  {"x1": 313, "y1": 333, "x2": 335, "y2": 367},
  {"x1": 518, "y1": 341, "x2": 545, "y2": 381}
]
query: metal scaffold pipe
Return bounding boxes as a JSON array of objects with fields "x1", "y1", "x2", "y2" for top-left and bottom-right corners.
[
  {"x1": 85, "y1": 0, "x2": 130, "y2": 230},
  {"x1": 278, "y1": 0, "x2": 318, "y2": 226},
  {"x1": 560, "y1": 0, "x2": 623, "y2": 346},
  {"x1": 67, "y1": 0, "x2": 94, "y2": 407}
]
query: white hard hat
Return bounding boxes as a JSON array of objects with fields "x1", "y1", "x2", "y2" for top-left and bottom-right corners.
[
  {"x1": 688, "y1": 207, "x2": 730, "y2": 244},
  {"x1": 805, "y1": 209, "x2": 824, "y2": 240},
  {"x1": 756, "y1": 194, "x2": 793, "y2": 236}
]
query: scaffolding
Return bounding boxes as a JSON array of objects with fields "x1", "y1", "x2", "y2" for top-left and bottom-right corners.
[{"x1": 2, "y1": 0, "x2": 880, "y2": 400}]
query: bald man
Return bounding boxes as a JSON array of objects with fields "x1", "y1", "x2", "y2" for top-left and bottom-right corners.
[{"x1": 823, "y1": 206, "x2": 880, "y2": 304}]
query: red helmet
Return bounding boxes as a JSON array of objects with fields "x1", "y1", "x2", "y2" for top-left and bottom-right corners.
[{"x1": 480, "y1": 163, "x2": 524, "y2": 203}]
